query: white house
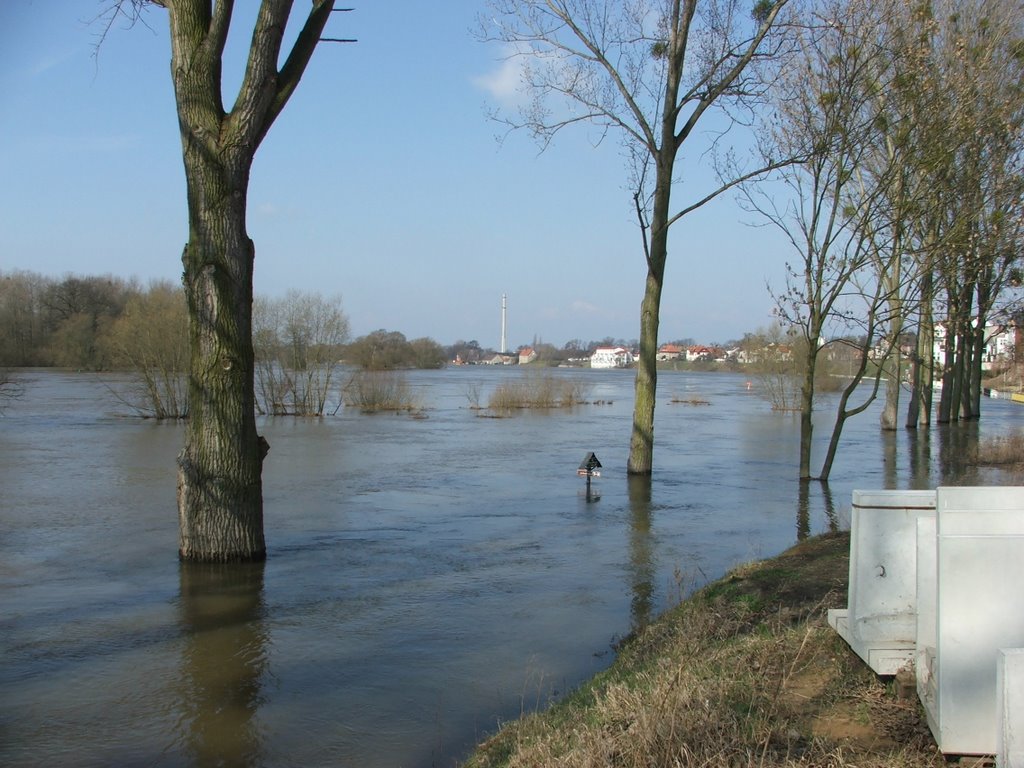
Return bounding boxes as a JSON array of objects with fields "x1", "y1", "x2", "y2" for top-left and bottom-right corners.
[
  {"x1": 933, "y1": 322, "x2": 1017, "y2": 369},
  {"x1": 590, "y1": 347, "x2": 634, "y2": 369},
  {"x1": 656, "y1": 343, "x2": 685, "y2": 362}
]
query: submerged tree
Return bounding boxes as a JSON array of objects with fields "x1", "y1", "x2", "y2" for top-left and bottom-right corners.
[
  {"x1": 103, "y1": 281, "x2": 190, "y2": 419},
  {"x1": 253, "y1": 291, "x2": 350, "y2": 416},
  {"x1": 112, "y1": 1, "x2": 347, "y2": 561},
  {"x1": 746, "y1": 0, "x2": 910, "y2": 479},
  {"x1": 480, "y1": 0, "x2": 795, "y2": 474},
  {"x1": 0, "y1": 368, "x2": 24, "y2": 414},
  {"x1": 927, "y1": 0, "x2": 1024, "y2": 423}
]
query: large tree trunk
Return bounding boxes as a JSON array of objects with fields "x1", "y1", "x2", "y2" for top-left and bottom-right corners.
[
  {"x1": 628, "y1": 265, "x2": 664, "y2": 475},
  {"x1": 880, "y1": 346, "x2": 901, "y2": 431},
  {"x1": 799, "y1": 348, "x2": 816, "y2": 480},
  {"x1": 162, "y1": 0, "x2": 334, "y2": 561},
  {"x1": 964, "y1": 326, "x2": 978, "y2": 418},
  {"x1": 907, "y1": 266, "x2": 934, "y2": 428},
  {"x1": 177, "y1": 150, "x2": 267, "y2": 562},
  {"x1": 627, "y1": 175, "x2": 670, "y2": 475}
]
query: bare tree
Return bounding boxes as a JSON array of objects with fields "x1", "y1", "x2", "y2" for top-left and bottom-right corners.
[
  {"x1": 887, "y1": 0, "x2": 1024, "y2": 425},
  {"x1": 110, "y1": 1, "x2": 347, "y2": 561},
  {"x1": 42, "y1": 274, "x2": 135, "y2": 370},
  {"x1": 253, "y1": 291, "x2": 350, "y2": 416},
  {"x1": 0, "y1": 271, "x2": 50, "y2": 367},
  {"x1": 102, "y1": 281, "x2": 190, "y2": 419},
  {"x1": 744, "y1": 0, "x2": 915, "y2": 479},
  {"x1": 480, "y1": 0, "x2": 796, "y2": 475},
  {"x1": 746, "y1": 323, "x2": 802, "y2": 412}
]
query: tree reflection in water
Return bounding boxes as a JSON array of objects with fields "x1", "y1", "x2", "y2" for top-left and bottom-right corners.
[
  {"x1": 907, "y1": 427, "x2": 932, "y2": 488},
  {"x1": 797, "y1": 480, "x2": 838, "y2": 542},
  {"x1": 175, "y1": 561, "x2": 268, "y2": 767},
  {"x1": 627, "y1": 476, "x2": 656, "y2": 632},
  {"x1": 936, "y1": 421, "x2": 983, "y2": 485}
]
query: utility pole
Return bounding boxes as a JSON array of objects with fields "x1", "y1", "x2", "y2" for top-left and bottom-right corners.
[{"x1": 500, "y1": 293, "x2": 507, "y2": 354}]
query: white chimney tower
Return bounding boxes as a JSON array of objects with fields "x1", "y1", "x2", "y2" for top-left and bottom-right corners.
[{"x1": 500, "y1": 293, "x2": 507, "y2": 354}]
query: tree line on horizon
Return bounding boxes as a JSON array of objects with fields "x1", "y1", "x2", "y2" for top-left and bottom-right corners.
[
  {"x1": 0, "y1": 272, "x2": 419, "y2": 417},
  {"x1": 0, "y1": 269, "x2": 716, "y2": 373}
]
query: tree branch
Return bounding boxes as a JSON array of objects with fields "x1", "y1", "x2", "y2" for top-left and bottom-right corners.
[
  {"x1": 268, "y1": 0, "x2": 339, "y2": 135},
  {"x1": 667, "y1": 153, "x2": 801, "y2": 227},
  {"x1": 675, "y1": 0, "x2": 787, "y2": 149}
]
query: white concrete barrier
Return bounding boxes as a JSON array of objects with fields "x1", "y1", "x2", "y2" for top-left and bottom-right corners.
[
  {"x1": 916, "y1": 486, "x2": 1024, "y2": 756},
  {"x1": 828, "y1": 489, "x2": 936, "y2": 674},
  {"x1": 998, "y1": 648, "x2": 1024, "y2": 768}
]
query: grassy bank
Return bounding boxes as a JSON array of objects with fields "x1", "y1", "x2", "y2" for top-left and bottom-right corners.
[{"x1": 463, "y1": 531, "x2": 945, "y2": 768}]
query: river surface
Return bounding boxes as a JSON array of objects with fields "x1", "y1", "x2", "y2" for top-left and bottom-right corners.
[{"x1": 1, "y1": 367, "x2": 1021, "y2": 767}]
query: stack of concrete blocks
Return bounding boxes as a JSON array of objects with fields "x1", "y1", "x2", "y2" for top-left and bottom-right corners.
[
  {"x1": 827, "y1": 489, "x2": 937, "y2": 675},
  {"x1": 829, "y1": 486, "x2": 1024, "y2": 763},
  {"x1": 915, "y1": 486, "x2": 1024, "y2": 760}
]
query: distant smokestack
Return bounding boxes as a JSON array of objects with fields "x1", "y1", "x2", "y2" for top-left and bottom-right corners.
[{"x1": 500, "y1": 294, "x2": 507, "y2": 354}]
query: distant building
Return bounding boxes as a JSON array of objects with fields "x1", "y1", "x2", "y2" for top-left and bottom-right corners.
[
  {"x1": 485, "y1": 353, "x2": 517, "y2": 365},
  {"x1": 933, "y1": 322, "x2": 1017, "y2": 370},
  {"x1": 656, "y1": 343, "x2": 684, "y2": 361},
  {"x1": 590, "y1": 347, "x2": 634, "y2": 369},
  {"x1": 687, "y1": 345, "x2": 721, "y2": 362},
  {"x1": 518, "y1": 347, "x2": 537, "y2": 365}
]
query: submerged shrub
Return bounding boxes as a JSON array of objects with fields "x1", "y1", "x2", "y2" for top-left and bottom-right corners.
[
  {"x1": 342, "y1": 370, "x2": 421, "y2": 412},
  {"x1": 487, "y1": 373, "x2": 591, "y2": 411},
  {"x1": 974, "y1": 431, "x2": 1024, "y2": 466}
]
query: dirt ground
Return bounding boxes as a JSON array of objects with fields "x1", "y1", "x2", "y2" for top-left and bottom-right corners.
[{"x1": 724, "y1": 531, "x2": 988, "y2": 767}]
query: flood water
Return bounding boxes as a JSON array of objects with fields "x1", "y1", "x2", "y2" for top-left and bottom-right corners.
[{"x1": 2, "y1": 367, "x2": 1022, "y2": 767}]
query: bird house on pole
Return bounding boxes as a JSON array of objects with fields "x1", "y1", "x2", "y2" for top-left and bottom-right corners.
[{"x1": 577, "y1": 452, "x2": 602, "y2": 478}]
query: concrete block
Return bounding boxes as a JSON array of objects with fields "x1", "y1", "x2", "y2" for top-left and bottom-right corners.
[
  {"x1": 998, "y1": 648, "x2": 1024, "y2": 768},
  {"x1": 828, "y1": 489, "x2": 936, "y2": 674},
  {"x1": 920, "y1": 486, "x2": 1024, "y2": 757}
]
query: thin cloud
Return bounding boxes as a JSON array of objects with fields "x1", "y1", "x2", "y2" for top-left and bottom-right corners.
[
  {"x1": 570, "y1": 299, "x2": 601, "y2": 314},
  {"x1": 29, "y1": 47, "x2": 80, "y2": 77},
  {"x1": 472, "y1": 44, "x2": 527, "y2": 109}
]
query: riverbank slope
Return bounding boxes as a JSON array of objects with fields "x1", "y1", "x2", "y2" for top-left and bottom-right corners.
[{"x1": 463, "y1": 531, "x2": 945, "y2": 768}]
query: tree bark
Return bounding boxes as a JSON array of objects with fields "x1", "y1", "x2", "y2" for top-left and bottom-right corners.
[
  {"x1": 880, "y1": 345, "x2": 901, "y2": 430},
  {"x1": 163, "y1": 0, "x2": 335, "y2": 561},
  {"x1": 907, "y1": 263, "x2": 934, "y2": 428},
  {"x1": 799, "y1": 352, "x2": 816, "y2": 480},
  {"x1": 177, "y1": 151, "x2": 267, "y2": 561},
  {"x1": 628, "y1": 268, "x2": 663, "y2": 475},
  {"x1": 627, "y1": 170, "x2": 671, "y2": 475}
]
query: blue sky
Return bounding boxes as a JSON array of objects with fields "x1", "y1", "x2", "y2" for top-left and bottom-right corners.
[{"x1": 1, "y1": 1, "x2": 789, "y2": 349}]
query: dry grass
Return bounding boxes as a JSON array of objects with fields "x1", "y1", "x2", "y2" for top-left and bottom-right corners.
[
  {"x1": 342, "y1": 370, "x2": 422, "y2": 413},
  {"x1": 974, "y1": 430, "x2": 1024, "y2": 467},
  {"x1": 487, "y1": 373, "x2": 592, "y2": 411},
  {"x1": 462, "y1": 532, "x2": 944, "y2": 768},
  {"x1": 669, "y1": 393, "x2": 711, "y2": 405}
]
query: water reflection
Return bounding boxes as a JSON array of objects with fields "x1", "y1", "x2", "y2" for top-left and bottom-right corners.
[
  {"x1": 937, "y1": 421, "x2": 982, "y2": 485},
  {"x1": 796, "y1": 481, "x2": 838, "y2": 541},
  {"x1": 627, "y1": 476, "x2": 655, "y2": 631},
  {"x1": 882, "y1": 430, "x2": 898, "y2": 489},
  {"x1": 175, "y1": 561, "x2": 268, "y2": 767},
  {"x1": 907, "y1": 427, "x2": 933, "y2": 489}
]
